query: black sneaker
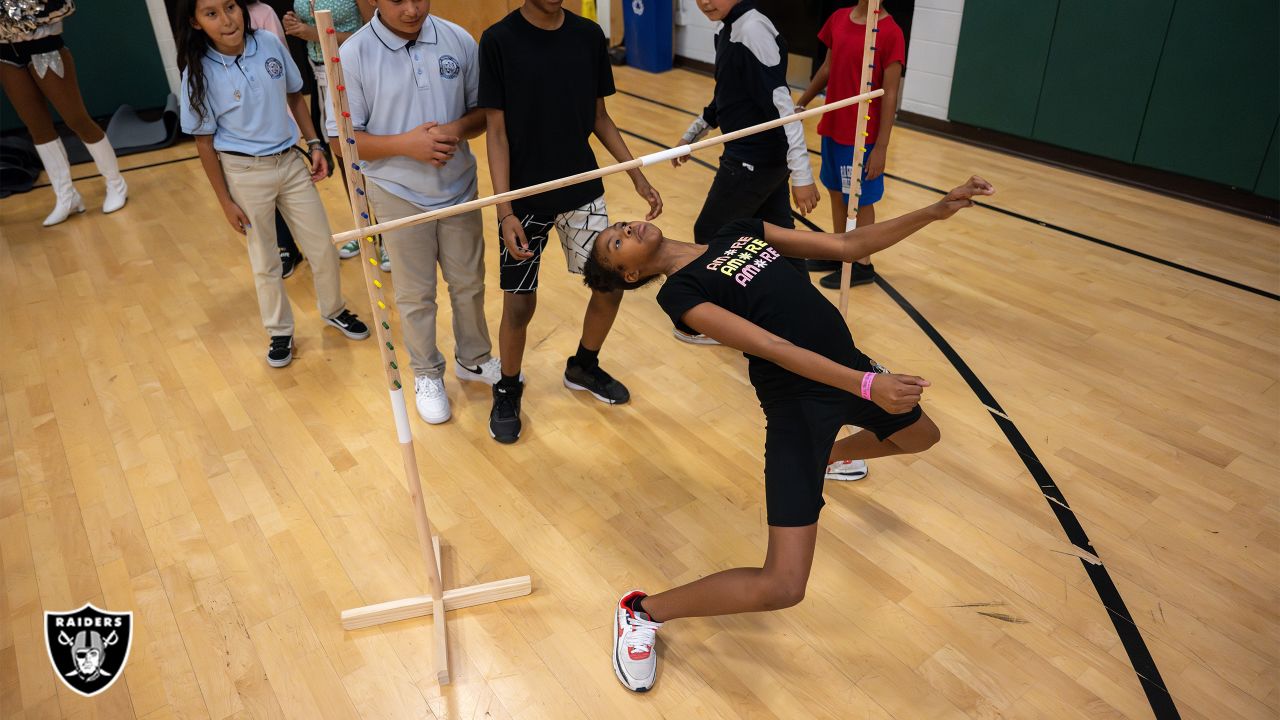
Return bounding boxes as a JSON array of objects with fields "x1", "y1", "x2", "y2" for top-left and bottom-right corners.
[
  {"x1": 324, "y1": 308, "x2": 370, "y2": 340},
  {"x1": 280, "y1": 248, "x2": 302, "y2": 279},
  {"x1": 807, "y1": 258, "x2": 841, "y2": 273},
  {"x1": 819, "y1": 262, "x2": 876, "y2": 289},
  {"x1": 564, "y1": 358, "x2": 630, "y2": 405},
  {"x1": 490, "y1": 379, "x2": 523, "y2": 444},
  {"x1": 267, "y1": 335, "x2": 293, "y2": 368}
]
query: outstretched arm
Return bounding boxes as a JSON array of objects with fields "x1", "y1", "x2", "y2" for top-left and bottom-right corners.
[
  {"x1": 680, "y1": 302, "x2": 928, "y2": 414},
  {"x1": 594, "y1": 98, "x2": 662, "y2": 220},
  {"x1": 761, "y1": 176, "x2": 995, "y2": 261}
]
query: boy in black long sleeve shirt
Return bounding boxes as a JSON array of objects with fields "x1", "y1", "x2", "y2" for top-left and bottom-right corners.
[{"x1": 673, "y1": 0, "x2": 818, "y2": 280}]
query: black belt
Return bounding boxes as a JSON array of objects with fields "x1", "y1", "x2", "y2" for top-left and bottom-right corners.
[{"x1": 221, "y1": 147, "x2": 293, "y2": 158}]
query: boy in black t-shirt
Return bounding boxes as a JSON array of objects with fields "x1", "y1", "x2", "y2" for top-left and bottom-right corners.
[
  {"x1": 583, "y1": 176, "x2": 993, "y2": 693},
  {"x1": 478, "y1": 0, "x2": 663, "y2": 445}
]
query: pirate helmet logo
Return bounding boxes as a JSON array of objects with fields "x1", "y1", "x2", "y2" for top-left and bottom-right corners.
[{"x1": 44, "y1": 603, "x2": 133, "y2": 697}]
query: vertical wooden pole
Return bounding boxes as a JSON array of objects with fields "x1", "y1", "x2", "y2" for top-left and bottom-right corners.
[
  {"x1": 838, "y1": 0, "x2": 882, "y2": 318},
  {"x1": 313, "y1": 10, "x2": 450, "y2": 685}
]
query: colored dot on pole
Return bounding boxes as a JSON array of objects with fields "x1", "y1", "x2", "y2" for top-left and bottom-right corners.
[
  {"x1": 337, "y1": 84, "x2": 345, "y2": 91},
  {"x1": 373, "y1": 279, "x2": 382, "y2": 288},
  {"x1": 390, "y1": 361, "x2": 398, "y2": 370},
  {"x1": 381, "y1": 321, "x2": 389, "y2": 330},
  {"x1": 347, "y1": 138, "x2": 355, "y2": 144},
  {"x1": 369, "y1": 258, "x2": 377, "y2": 266},
  {"x1": 326, "y1": 27, "x2": 335, "y2": 34},
  {"x1": 377, "y1": 300, "x2": 386, "y2": 309},
  {"x1": 331, "y1": 57, "x2": 339, "y2": 63},
  {"x1": 342, "y1": 111, "x2": 351, "y2": 118},
  {"x1": 361, "y1": 212, "x2": 369, "y2": 219},
  {"x1": 352, "y1": 163, "x2": 360, "y2": 171},
  {"x1": 356, "y1": 187, "x2": 364, "y2": 195},
  {"x1": 393, "y1": 380, "x2": 401, "y2": 390},
  {"x1": 386, "y1": 342, "x2": 394, "y2": 351}
]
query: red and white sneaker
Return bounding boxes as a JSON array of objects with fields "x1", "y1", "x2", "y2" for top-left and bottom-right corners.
[
  {"x1": 825, "y1": 459, "x2": 868, "y2": 481},
  {"x1": 613, "y1": 591, "x2": 662, "y2": 692}
]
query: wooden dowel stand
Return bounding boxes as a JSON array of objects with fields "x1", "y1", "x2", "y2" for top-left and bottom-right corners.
[
  {"x1": 838, "y1": 0, "x2": 883, "y2": 318},
  {"x1": 315, "y1": 11, "x2": 531, "y2": 686}
]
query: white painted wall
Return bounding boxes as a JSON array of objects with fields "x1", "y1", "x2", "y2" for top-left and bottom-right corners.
[
  {"x1": 901, "y1": 0, "x2": 964, "y2": 119},
  {"x1": 144, "y1": 0, "x2": 180, "y2": 95},
  {"x1": 674, "y1": 0, "x2": 716, "y2": 64}
]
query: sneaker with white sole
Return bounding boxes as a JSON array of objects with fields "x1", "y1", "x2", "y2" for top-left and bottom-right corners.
[
  {"x1": 324, "y1": 308, "x2": 370, "y2": 340},
  {"x1": 414, "y1": 376, "x2": 451, "y2": 424},
  {"x1": 673, "y1": 327, "x2": 719, "y2": 345},
  {"x1": 455, "y1": 357, "x2": 502, "y2": 385},
  {"x1": 825, "y1": 459, "x2": 868, "y2": 481},
  {"x1": 266, "y1": 335, "x2": 293, "y2": 368},
  {"x1": 613, "y1": 591, "x2": 661, "y2": 692},
  {"x1": 564, "y1": 357, "x2": 630, "y2": 405},
  {"x1": 379, "y1": 246, "x2": 391, "y2": 272},
  {"x1": 338, "y1": 239, "x2": 361, "y2": 259}
]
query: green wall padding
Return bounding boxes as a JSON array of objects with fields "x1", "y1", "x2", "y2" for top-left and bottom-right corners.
[
  {"x1": 0, "y1": 1, "x2": 170, "y2": 133},
  {"x1": 1254, "y1": 120, "x2": 1279, "y2": 200},
  {"x1": 1134, "y1": 0, "x2": 1279, "y2": 189},
  {"x1": 947, "y1": 0, "x2": 1059, "y2": 137},
  {"x1": 1032, "y1": 0, "x2": 1174, "y2": 162}
]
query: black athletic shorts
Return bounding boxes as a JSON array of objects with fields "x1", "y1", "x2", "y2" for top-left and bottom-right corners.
[
  {"x1": 0, "y1": 35, "x2": 64, "y2": 68},
  {"x1": 761, "y1": 355, "x2": 923, "y2": 528}
]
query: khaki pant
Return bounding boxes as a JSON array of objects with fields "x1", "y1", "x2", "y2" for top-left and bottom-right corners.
[
  {"x1": 220, "y1": 152, "x2": 345, "y2": 336},
  {"x1": 366, "y1": 182, "x2": 492, "y2": 379}
]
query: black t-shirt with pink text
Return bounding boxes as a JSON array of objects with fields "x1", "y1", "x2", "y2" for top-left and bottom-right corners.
[{"x1": 656, "y1": 219, "x2": 862, "y2": 404}]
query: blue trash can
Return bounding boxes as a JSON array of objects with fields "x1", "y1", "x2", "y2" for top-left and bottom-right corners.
[{"x1": 623, "y1": 0, "x2": 673, "y2": 73}]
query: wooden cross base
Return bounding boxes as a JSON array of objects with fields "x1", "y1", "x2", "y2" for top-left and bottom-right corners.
[{"x1": 340, "y1": 536, "x2": 532, "y2": 683}]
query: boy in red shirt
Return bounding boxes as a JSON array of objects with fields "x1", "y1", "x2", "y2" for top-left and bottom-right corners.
[{"x1": 797, "y1": 1, "x2": 905, "y2": 288}]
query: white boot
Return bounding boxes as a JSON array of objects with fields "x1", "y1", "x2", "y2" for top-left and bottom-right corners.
[
  {"x1": 85, "y1": 137, "x2": 127, "y2": 213},
  {"x1": 34, "y1": 139, "x2": 84, "y2": 227}
]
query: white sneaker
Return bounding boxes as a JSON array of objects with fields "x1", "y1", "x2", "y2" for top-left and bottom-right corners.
[
  {"x1": 414, "y1": 376, "x2": 451, "y2": 424},
  {"x1": 455, "y1": 356, "x2": 502, "y2": 385},
  {"x1": 338, "y1": 239, "x2": 361, "y2": 259},
  {"x1": 613, "y1": 591, "x2": 661, "y2": 692},
  {"x1": 673, "y1": 327, "x2": 719, "y2": 345},
  {"x1": 825, "y1": 459, "x2": 868, "y2": 481},
  {"x1": 379, "y1": 246, "x2": 391, "y2": 272}
]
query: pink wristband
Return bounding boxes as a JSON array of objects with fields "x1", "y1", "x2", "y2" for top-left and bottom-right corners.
[{"x1": 860, "y1": 372, "x2": 875, "y2": 401}]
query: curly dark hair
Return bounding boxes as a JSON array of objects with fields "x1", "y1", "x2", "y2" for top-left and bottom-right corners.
[{"x1": 582, "y1": 245, "x2": 660, "y2": 293}]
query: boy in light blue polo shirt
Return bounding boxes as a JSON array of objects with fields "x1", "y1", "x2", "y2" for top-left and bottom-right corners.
[
  {"x1": 333, "y1": 2, "x2": 497, "y2": 425},
  {"x1": 178, "y1": 3, "x2": 368, "y2": 368}
]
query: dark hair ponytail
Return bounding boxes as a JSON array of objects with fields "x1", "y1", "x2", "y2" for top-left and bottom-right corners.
[{"x1": 174, "y1": 0, "x2": 255, "y2": 124}]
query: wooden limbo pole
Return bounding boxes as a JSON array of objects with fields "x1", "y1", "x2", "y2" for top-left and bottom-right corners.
[
  {"x1": 838, "y1": 0, "x2": 883, "y2": 318},
  {"x1": 315, "y1": 11, "x2": 531, "y2": 685},
  {"x1": 331, "y1": 87, "x2": 884, "y2": 245}
]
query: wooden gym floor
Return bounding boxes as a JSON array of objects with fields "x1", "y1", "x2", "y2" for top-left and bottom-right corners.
[{"x1": 1, "y1": 66, "x2": 1276, "y2": 720}]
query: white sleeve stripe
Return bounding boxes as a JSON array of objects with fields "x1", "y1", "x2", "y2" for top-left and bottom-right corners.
[
  {"x1": 730, "y1": 11, "x2": 781, "y2": 68},
  {"x1": 772, "y1": 86, "x2": 814, "y2": 187}
]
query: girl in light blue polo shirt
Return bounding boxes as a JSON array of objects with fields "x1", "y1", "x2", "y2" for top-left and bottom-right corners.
[{"x1": 177, "y1": 0, "x2": 369, "y2": 368}]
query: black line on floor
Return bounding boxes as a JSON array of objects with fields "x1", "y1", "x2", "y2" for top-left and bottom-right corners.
[
  {"x1": 875, "y1": 276, "x2": 1181, "y2": 720},
  {"x1": 616, "y1": 89, "x2": 1277, "y2": 302},
  {"x1": 617, "y1": 124, "x2": 1182, "y2": 720}
]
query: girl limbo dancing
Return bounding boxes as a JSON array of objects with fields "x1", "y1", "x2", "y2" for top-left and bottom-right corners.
[{"x1": 583, "y1": 175, "x2": 995, "y2": 692}]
